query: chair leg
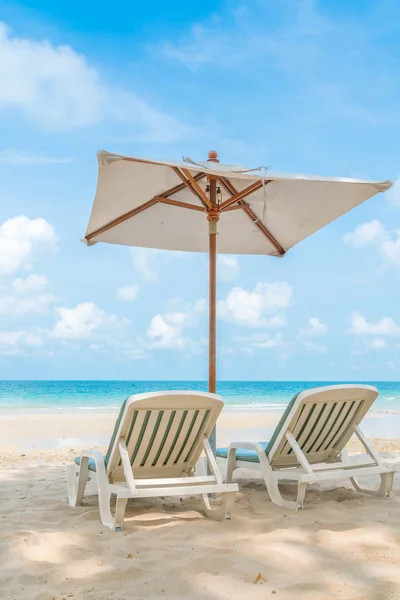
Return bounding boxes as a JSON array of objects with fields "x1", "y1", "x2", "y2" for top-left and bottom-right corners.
[
  {"x1": 67, "y1": 463, "x2": 89, "y2": 507},
  {"x1": 200, "y1": 491, "x2": 237, "y2": 521},
  {"x1": 97, "y1": 481, "x2": 115, "y2": 530},
  {"x1": 350, "y1": 471, "x2": 395, "y2": 497},
  {"x1": 225, "y1": 449, "x2": 237, "y2": 484},
  {"x1": 113, "y1": 497, "x2": 128, "y2": 532},
  {"x1": 262, "y1": 472, "x2": 298, "y2": 510},
  {"x1": 296, "y1": 482, "x2": 308, "y2": 509}
]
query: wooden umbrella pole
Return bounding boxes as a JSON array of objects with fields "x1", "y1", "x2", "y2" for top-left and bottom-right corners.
[
  {"x1": 208, "y1": 185, "x2": 217, "y2": 395},
  {"x1": 207, "y1": 150, "x2": 220, "y2": 457}
]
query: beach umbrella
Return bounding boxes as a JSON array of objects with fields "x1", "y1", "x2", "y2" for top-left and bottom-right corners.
[{"x1": 83, "y1": 149, "x2": 392, "y2": 452}]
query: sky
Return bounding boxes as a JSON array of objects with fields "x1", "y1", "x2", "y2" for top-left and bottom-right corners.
[{"x1": 0, "y1": 0, "x2": 400, "y2": 381}]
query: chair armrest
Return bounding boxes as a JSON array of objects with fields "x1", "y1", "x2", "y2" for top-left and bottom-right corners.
[{"x1": 79, "y1": 449, "x2": 108, "y2": 477}]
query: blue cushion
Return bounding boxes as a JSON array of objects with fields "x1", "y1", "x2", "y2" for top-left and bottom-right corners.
[
  {"x1": 74, "y1": 455, "x2": 105, "y2": 472},
  {"x1": 216, "y1": 442, "x2": 269, "y2": 463}
]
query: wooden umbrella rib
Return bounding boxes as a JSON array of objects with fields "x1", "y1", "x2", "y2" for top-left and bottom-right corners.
[
  {"x1": 85, "y1": 173, "x2": 207, "y2": 242},
  {"x1": 218, "y1": 176, "x2": 237, "y2": 197},
  {"x1": 220, "y1": 204, "x2": 244, "y2": 212},
  {"x1": 162, "y1": 172, "x2": 206, "y2": 198},
  {"x1": 120, "y1": 155, "x2": 207, "y2": 197},
  {"x1": 85, "y1": 197, "x2": 160, "y2": 241},
  {"x1": 181, "y1": 169, "x2": 213, "y2": 209},
  {"x1": 157, "y1": 197, "x2": 205, "y2": 211},
  {"x1": 173, "y1": 167, "x2": 212, "y2": 209},
  {"x1": 219, "y1": 180, "x2": 265, "y2": 210},
  {"x1": 218, "y1": 176, "x2": 285, "y2": 256},
  {"x1": 241, "y1": 204, "x2": 285, "y2": 255}
]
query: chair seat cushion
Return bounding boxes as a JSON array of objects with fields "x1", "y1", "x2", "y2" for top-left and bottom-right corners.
[
  {"x1": 74, "y1": 455, "x2": 105, "y2": 472},
  {"x1": 216, "y1": 442, "x2": 269, "y2": 463}
]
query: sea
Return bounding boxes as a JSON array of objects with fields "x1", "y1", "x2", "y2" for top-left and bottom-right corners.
[{"x1": 0, "y1": 380, "x2": 399, "y2": 414}]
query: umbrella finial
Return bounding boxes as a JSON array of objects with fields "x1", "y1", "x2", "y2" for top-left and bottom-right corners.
[{"x1": 208, "y1": 150, "x2": 219, "y2": 163}]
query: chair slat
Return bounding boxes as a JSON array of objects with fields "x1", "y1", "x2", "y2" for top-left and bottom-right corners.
[
  {"x1": 117, "y1": 410, "x2": 138, "y2": 467},
  {"x1": 174, "y1": 409, "x2": 208, "y2": 465},
  {"x1": 282, "y1": 404, "x2": 312, "y2": 455},
  {"x1": 318, "y1": 401, "x2": 355, "y2": 452},
  {"x1": 133, "y1": 411, "x2": 162, "y2": 467},
  {"x1": 184, "y1": 409, "x2": 211, "y2": 463},
  {"x1": 143, "y1": 410, "x2": 173, "y2": 468},
  {"x1": 314, "y1": 402, "x2": 348, "y2": 453},
  {"x1": 306, "y1": 401, "x2": 343, "y2": 454},
  {"x1": 154, "y1": 410, "x2": 186, "y2": 468},
  {"x1": 296, "y1": 404, "x2": 320, "y2": 449},
  {"x1": 302, "y1": 403, "x2": 328, "y2": 453},
  {"x1": 128, "y1": 410, "x2": 151, "y2": 465},
  {"x1": 165, "y1": 410, "x2": 199, "y2": 467},
  {"x1": 278, "y1": 404, "x2": 305, "y2": 456},
  {"x1": 328, "y1": 400, "x2": 362, "y2": 451}
]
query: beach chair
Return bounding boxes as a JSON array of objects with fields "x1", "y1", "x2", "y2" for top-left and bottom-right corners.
[
  {"x1": 67, "y1": 391, "x2": 238, "y2": 531},
  {"x1": 216, "y1": 384, "x2": 397, "y2": 510}
]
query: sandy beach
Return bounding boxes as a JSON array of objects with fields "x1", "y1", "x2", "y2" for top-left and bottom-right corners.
[{"x1": 0, "y1": 409, "x2": 399, "y2": 599}]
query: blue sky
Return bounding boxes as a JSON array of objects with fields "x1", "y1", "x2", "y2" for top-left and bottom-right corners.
[{"x1": 0, "y1": 0, "x2": 399, "y2": 381}]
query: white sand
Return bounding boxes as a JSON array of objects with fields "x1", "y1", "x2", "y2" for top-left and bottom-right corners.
[{"x1": 1, "y1": 412, "x2": 400, "y2": 599}]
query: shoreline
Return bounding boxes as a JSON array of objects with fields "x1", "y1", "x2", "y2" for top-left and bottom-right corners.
[
  {"x1": 1, "y1": 408, "x2": 400, "y2": 468},
  {"x1": 0, "y1": 404, "x2": 399, "y2": 414}
]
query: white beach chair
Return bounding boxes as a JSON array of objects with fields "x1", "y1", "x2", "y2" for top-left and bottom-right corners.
[
  {"x1": 67, "y1": 391, "x2": 238, "y2": 531},
  {"x1": 216, "y1": 384, "x2": 397, "y2": 510}
]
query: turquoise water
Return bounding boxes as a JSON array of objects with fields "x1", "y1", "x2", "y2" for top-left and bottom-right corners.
[{"x1": 0, "y1": 380, "x2": 399, "y2": 413}]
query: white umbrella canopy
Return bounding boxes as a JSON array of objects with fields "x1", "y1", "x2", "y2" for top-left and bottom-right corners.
[
  {"x1": 83, "y1": 149, "x2": 392, "y2": 453},
  {"x1": 84, "y1": 150, "x2": 391, "y2": 256}
]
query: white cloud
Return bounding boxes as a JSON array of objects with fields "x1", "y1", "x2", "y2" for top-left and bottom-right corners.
[
  {"x1": 163, "y1": 298, "x2": 206, "y2": 327},
  {"x1": 23, "y1": 331, "x2": 45, "y2": 347},
  {"x1": 0, "y1": 331, "x2": 24, "y2": 346},
  {"x1": 51, "y1": 301, "x2": 127, "y2": 340},
  {"x1": 0, "y1": 22, "x2": 188, "y2": 140},
  {"x1": 147, "y1": 314, "x2": 184, "y2": 349},
  {"x1": 0, "y1": 274, "x2": 57, "y2": 315},
  {"x1": 344, "y1": 220, "x2": 400, "y2": 270},
  {"x1": 12, "y1": 274, "x2": 47, "y2": 293},
  {"x1": 0, "y1": 21, "x2": 102, "y2": 129},
  {"x1": 160, "y1": 2, "x2": 331, "y2": 70},
  {"x1": 217, "y1": 281, "x2": 293, "y2": 328},
  {"x1": 0, "y1": 329, "x2": 45, "y2": 355},
  {"x1": 349, "y1": 312, "x2": 400, "y2": 336},
  {"x1": 131, "y1": 248, "x2": 164, "y2": 283},
  {"x1": 369, "y1": 338, "x2": 387, "y2": 350},
  {"x1": 0, "y1": 292, "x2": 57, "y2": 316},
  {"x1": 380, "y1": 233, "x2": 400, "y2": 270},
  {"x1": 130, "y1": 249, "x2": 189, "y2": 283},
  {"x1": 121, "y1": 345, "x2": 147, "y2": 360},
  {"x1": 217, "y1": 256, "x2": 240, "y2": 282},
  {"x1": 301, "y1": 317, "x2": 328, "y2": 336},
  {"x1": 116, "y1": 284, "x2": 140, "y2": 301},
  {"x1": 343, "y1": 220, "x2": 385, "y2": 247},
  {"x1": 0, "y1": 216, "x2": 57, "y2": 274},
  {"x1": 301, "y1": 340, "x2": 327, "y2": 354},
  {"x1": 238, "y1": 332, "x2": 284, "y2": 350},
  {"x1": 236, "y1": 332, "x2": 293, "y2": 358},
  {"x1": 298, "y1": 318, "x2": 328, "y2": 352},
  {"x1": 159, "y1": 0, "x2": 388, "y2": 127},
  {"x1": 0, "y1": 148, "x2": 72, "y2": 164},
  {"x1": 147, "y1": 298, "x2": 206, "y2": 349}
]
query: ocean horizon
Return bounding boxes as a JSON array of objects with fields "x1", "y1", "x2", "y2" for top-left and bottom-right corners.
[{"x1": 1, "y1": 380, "x2": 399, "y2": 413}]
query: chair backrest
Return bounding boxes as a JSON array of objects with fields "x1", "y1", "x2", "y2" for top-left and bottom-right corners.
[
  {"x1": 105, "y1": 391, "x2": 223, "y2": 480},
  {"x1": 266, "y1": 384, "x2": 378, "y2": 468}
]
